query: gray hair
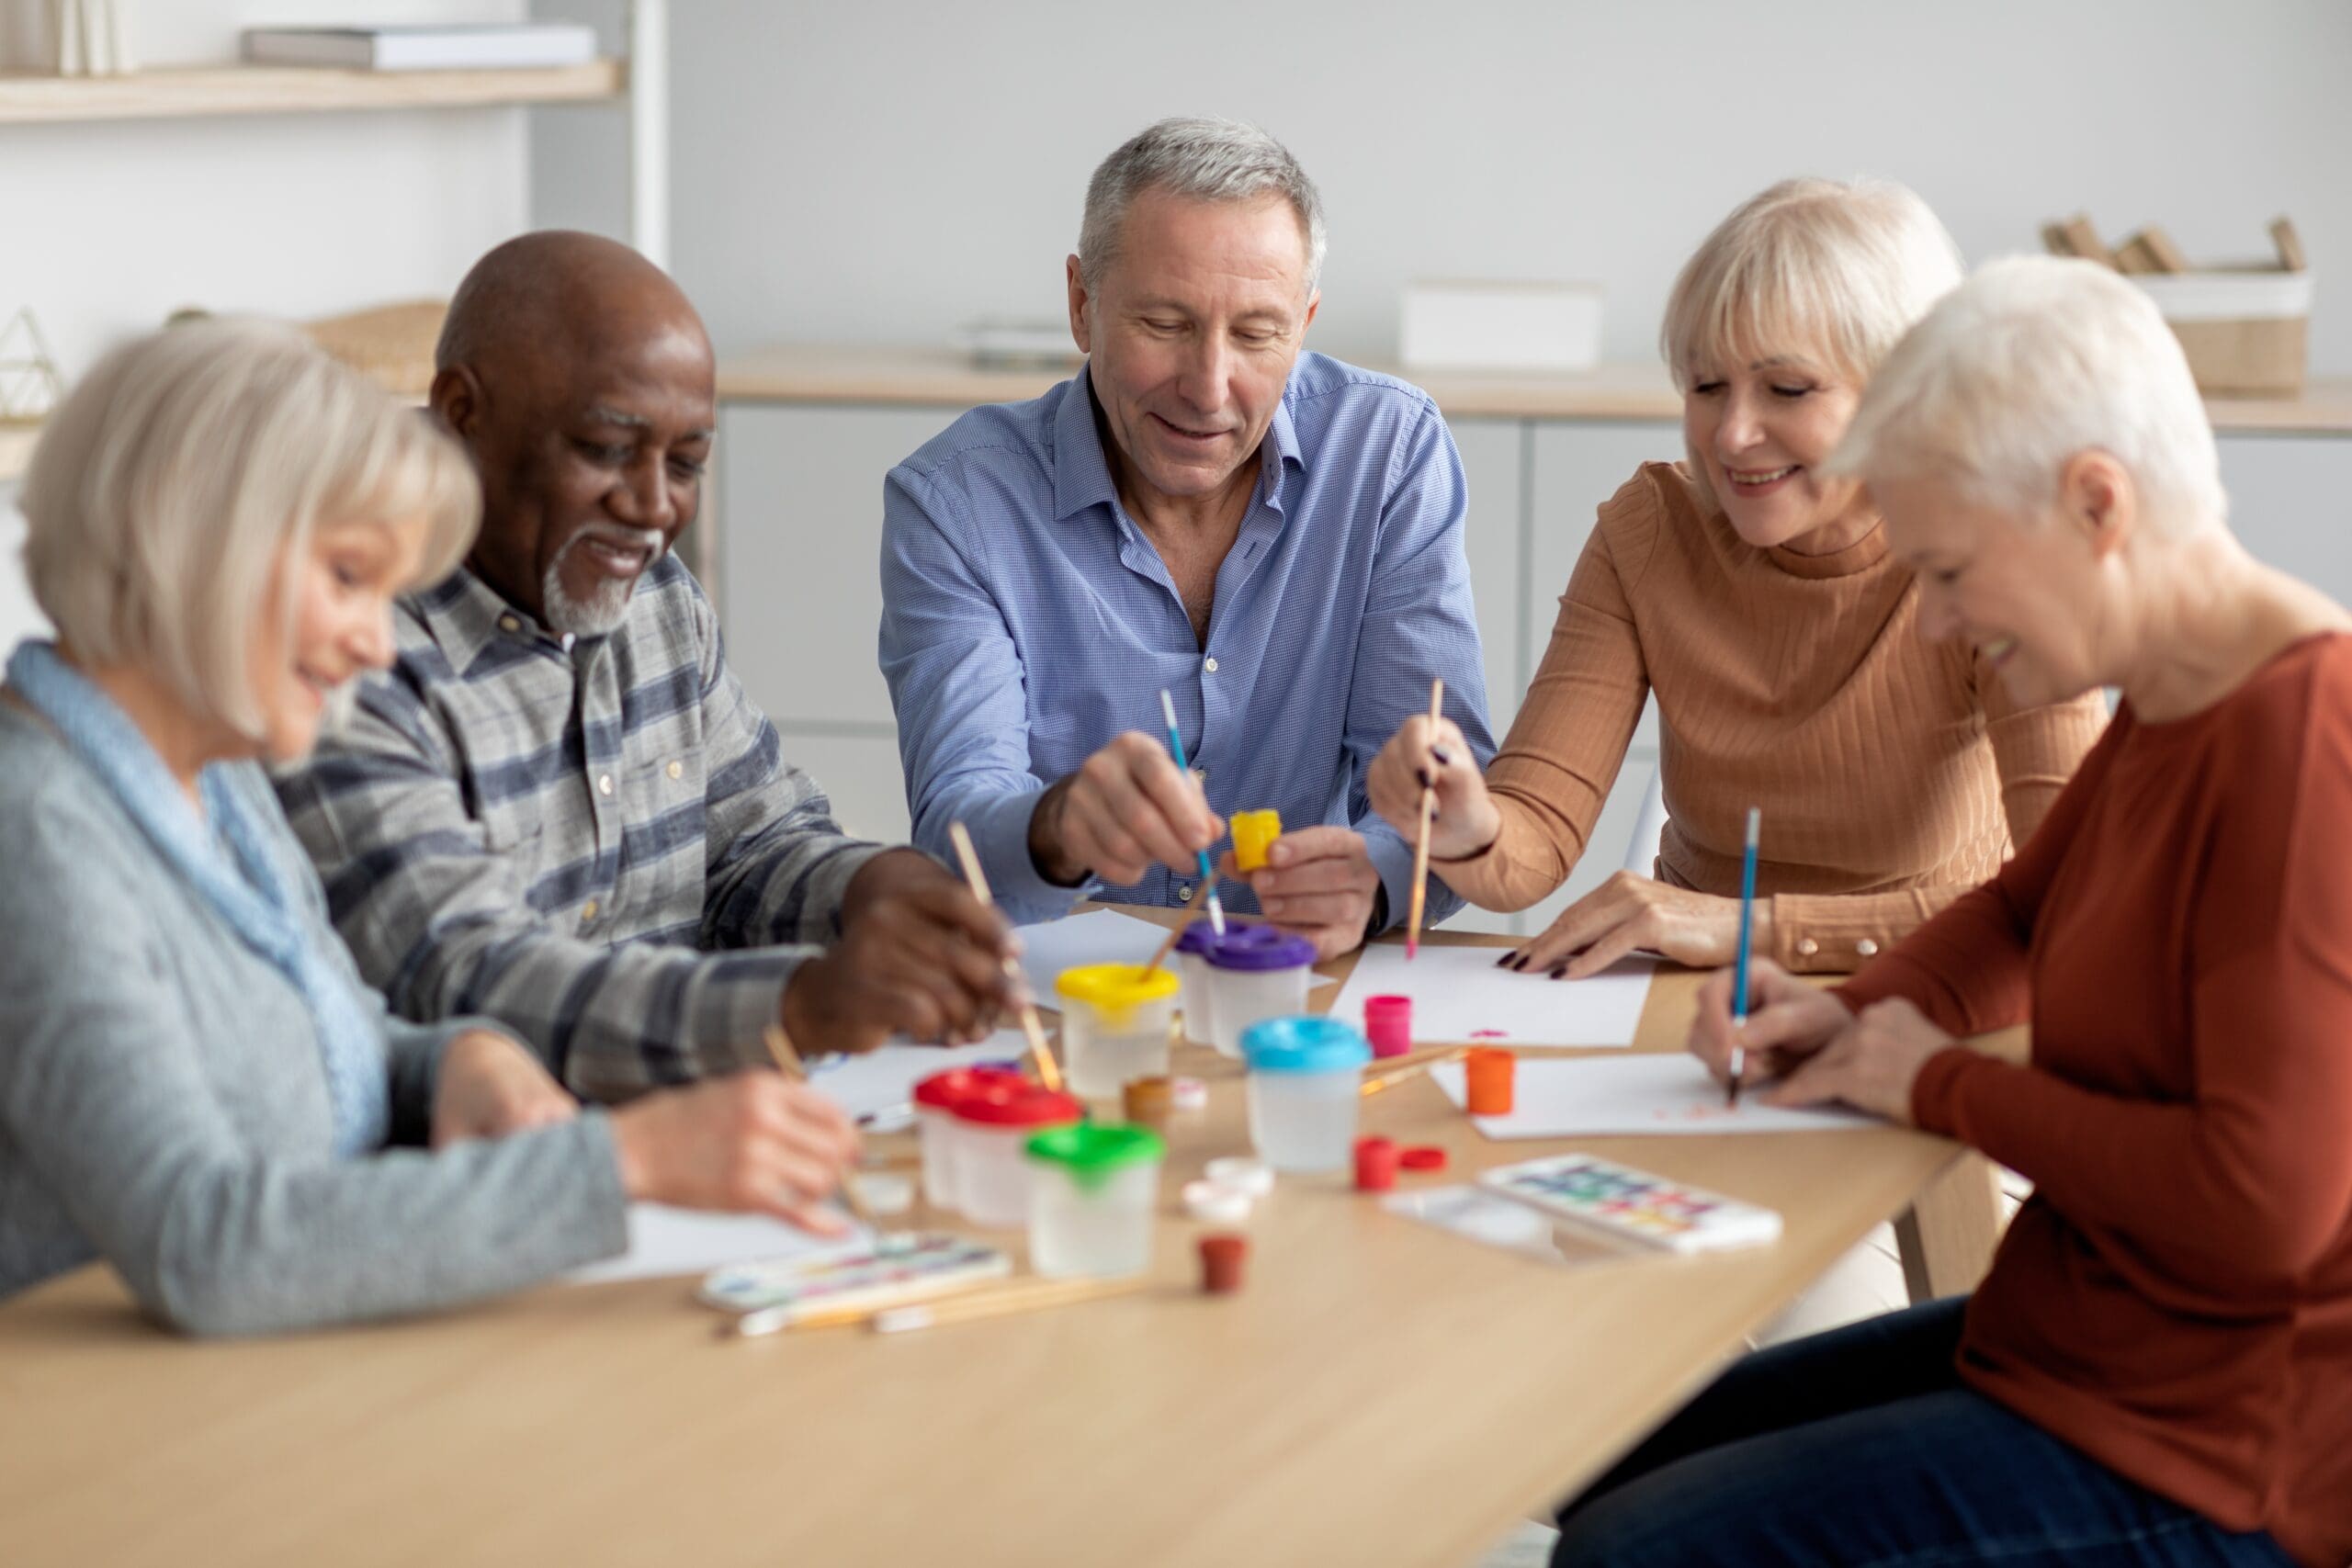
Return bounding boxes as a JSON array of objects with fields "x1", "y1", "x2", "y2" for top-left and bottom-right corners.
[
  {"x1": 19, "y1": 317, "x2": 479, "y2": 739},
  {"x1": 1829, "y1": 254, "x2": 2226, "y2": 539},
  {"x1": 1078, "y1": 116, "x2": 1327, "y2": 298}
]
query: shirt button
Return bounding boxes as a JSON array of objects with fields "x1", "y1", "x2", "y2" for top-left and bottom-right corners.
[
  {"x1": 665, "y1": 760, "x2": 683, "y2": 780},
  {"x1": 1855, "y1": 938, "x2": 1881, "y2": 959},
  {"x1": 1176, "y1": 884, "x2": 1193, "y2": 901},
  {"x1": 597, "y1": 773, "x2": 614, "y2": 796},
  {"x1": 1795, "y1": 938, "x2": 1820, "y2": 957},
  {"x1": 497, "y1": 615, "x2": 520, "y2": 634},
  {"x1": 582, "y1": 899, "x2": 599, "y2": 922},
  {"x1": 1203, "y1": 656, "x2": 1219, "y2": 673}
]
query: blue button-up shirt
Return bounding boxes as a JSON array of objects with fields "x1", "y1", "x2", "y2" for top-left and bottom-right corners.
[{"x1": 879, "y1": 352, "x2": 1495, "y2": 929}]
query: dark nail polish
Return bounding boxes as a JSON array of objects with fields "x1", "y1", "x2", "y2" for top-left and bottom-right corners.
[
  {"x1": 1496, "y1": 951, "x2": 1517, "y2": 968},
  {"x1": 1415, "y1": 768, "x2": 1432, "y2": 789},
  {"x1": 1432, "y1": 746, "x2": 1454, "y2": 765},
  {"x1": 1510, "y1": 955, "x2": 1531, "y2": 972},
  {"x1": 1549, "y1": 965, "x2": 1569, "y2": 980}
]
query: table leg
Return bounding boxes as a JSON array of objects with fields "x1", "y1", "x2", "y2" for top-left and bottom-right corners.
[{"x1": 1894, "y1": 1152, "x2": 2007, "y2": 1302}]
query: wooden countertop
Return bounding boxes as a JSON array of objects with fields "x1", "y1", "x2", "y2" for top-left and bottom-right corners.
[
  {"x1": 0, "y1": 925, "x2": 1979, "y2": 1568},
  {"x1": 717, "y1": 342, "x2": 2352, "y2": 434}
]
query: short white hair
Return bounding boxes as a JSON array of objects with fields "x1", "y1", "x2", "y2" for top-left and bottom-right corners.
[
  {"x1": 1078, "y1": 116, "x2": 1327, "y2": 298},
  {"x1": 19, "y1": 317, "x2": 479, "y2": 739},
  {"x1": 1661, "y1": 176, "x2": 1963, "y2": 389},
  {"x1": 1828, "y1": 255, "x2": 2225, "y2": 537}
]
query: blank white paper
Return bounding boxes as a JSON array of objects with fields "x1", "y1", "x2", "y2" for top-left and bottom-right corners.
[
  {"x1": 1430, "y1": 1054, "x2": 1878, "y2": 1138},
  {"x1": 1329, "y1": 942, "x2": 1655, "y2": 1047},
  {"x1": 565, "y1": 1205, "x2": 870, "y2": 1285}
]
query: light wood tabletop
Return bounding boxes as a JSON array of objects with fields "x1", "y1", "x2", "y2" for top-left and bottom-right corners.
[{"x1": 0, "y1": 924, "x2": 1984, "y2": 1568}]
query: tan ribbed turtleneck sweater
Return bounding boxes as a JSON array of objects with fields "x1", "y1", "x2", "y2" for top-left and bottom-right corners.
[{"x1": 1438, "y1": 462, "x2": 2110, "y2": 973}]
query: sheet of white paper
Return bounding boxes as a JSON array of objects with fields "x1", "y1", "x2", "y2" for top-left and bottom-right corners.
[
  {"x1": 803, "y1": 1032, "x2": 1032, "y2": 1122},
  {"x1": 1013, "y1": 908, "x2": 1173, "y2": 1003},
  {"x1": 1012, "y1": 908, "x2": 1337, "y2": 1003},
  {"x1": 1328, "y1": 942, "x2": 1654, "y2": 1047},
  {"x1": 565, "y1": 1204, "x2": 870, "y2": 1286},
  {"x1": 1430, "y1": 1054, "x2": 1877, "y2": 1138}
]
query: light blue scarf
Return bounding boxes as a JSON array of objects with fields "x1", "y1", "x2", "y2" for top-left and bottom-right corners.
[{"x1": 6, "y1": 640, "x2": 389, "y2": 1155}]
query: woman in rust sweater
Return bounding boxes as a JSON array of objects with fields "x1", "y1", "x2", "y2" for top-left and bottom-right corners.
[
  {"x1": 1555, "y1": 259, "x2": 2352, "y2": 1566},
  {"x1": 1370, "y1": 179, "x2": 2109, "y2": 979}
]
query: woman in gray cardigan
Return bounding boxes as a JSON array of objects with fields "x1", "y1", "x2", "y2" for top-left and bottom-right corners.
[{"x1": 0, "y1": 319, "x2": 864, "y2": 1336}]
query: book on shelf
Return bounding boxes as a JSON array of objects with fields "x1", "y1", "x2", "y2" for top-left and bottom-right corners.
[{"x1": 239, "y1": 24, "x2": 599, "y2": 73}]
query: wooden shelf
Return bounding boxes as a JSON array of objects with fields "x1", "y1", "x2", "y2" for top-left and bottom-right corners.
[
  {"x1": 718, "y1": 343, "x2": 2352, "y2": 434},
  {"x1": 0, "y1": 61, "x2": 624, "y2": 125}
]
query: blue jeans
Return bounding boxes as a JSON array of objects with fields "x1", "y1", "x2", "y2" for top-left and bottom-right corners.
[{"x1": 1550, "y1": 1298, "x2": 2292, "y2": 1567}]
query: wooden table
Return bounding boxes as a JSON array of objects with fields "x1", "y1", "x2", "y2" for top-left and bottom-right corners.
[{"x1": 0, "y1": 928, "x2": 1984, "y2": 1568}]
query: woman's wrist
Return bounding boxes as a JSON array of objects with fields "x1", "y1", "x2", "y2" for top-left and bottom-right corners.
[{"x1": 1430, "y1": 797, "x2": 1503, "y2": 863}]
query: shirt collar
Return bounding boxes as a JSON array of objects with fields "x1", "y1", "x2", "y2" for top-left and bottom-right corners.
[
  {"x1": 408, "y1": 565, "x2": 575, "y2": 678},
  {"x1": 1051, "y1": 361, "x2": 1306, "y2": 524}
]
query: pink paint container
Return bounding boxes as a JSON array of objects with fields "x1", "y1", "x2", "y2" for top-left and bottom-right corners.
[{"x1": 1363, "y1": 994, "x2": 1414, "y2": 1058}]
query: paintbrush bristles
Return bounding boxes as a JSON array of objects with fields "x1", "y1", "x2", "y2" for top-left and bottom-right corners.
[{"x1": 1406, "y1": 678, "x2": 1446, "y2": 959}]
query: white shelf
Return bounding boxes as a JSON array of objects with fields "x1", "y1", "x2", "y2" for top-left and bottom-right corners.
[{"x1": 0, "y1": 61, "x2": 624, "y2": 125}]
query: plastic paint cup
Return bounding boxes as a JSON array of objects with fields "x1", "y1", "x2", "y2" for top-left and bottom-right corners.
[
  {"x1": 1241, "y1": 1015, "x2": 1373, "y2": 1172},
  {"x1": 1230, "y1": 809, "x2": 1283, "y2": 873},
  {"x1": 912, "y1": 1065, "x2": 1028, "y2": 1213},
  {"x1": 1200, "y1": 922, "x2": 1319, "y2": 1060},
  {"x1": 952, "y1": 1083, "x2": 1083, "y2": 1228},
  {"x1": 1024, "y1": 1122, "x2": 1166, "y2": 1279},
  {"x1": 1055, "y1": 963, "x2": 1181, "y2": 1100},
  {"x1": 1363, "y1": 994, "x2": 1414, "y2": 1059},
  {"x1": 1173, "y1": 919, "x2": 1221, "y2": 1044},
  {"x1": 1465, "y1": 1047, "x2": 1516, "y2": 1116}
]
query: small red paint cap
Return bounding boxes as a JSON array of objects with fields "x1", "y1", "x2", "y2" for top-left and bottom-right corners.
[
  {"x1": 1399, "y1": 1145, "x2": 1448, "y2": 1172},
  {"x1": 1363, "y1": 994, "x2": 1413, "y2": 1058},
  {"x1": 1199, "y1": 1233, "x2": 1250, "y2": 1294},
  {"x1": 1353, "y1": 1134, "x2": 1400, "y2": 1192}
]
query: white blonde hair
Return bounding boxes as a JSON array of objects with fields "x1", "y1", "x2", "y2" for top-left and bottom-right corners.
[
  {"x1": 19, "y1": 316, "x2": 479, "y2": 739},
  {"x1": 1660, "y1": 176, "x2": 1964, "y2": 389},
  {"x1": 1828, "y1": 255, "x2": 2225, "y2": 537}
]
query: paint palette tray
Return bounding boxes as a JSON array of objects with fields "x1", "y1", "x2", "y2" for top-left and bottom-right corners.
[
  {"x1": 699, "y1": 1234, "x2": 1011, "y2": 1324},
  {"x1": 1478, "y1": 1154, "x2": 1781, "y2": 1255}
]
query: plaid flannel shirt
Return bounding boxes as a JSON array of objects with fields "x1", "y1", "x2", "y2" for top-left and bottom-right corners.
[{"x1": 275, "y1": 555, "x2": 887, "y2": 1101}]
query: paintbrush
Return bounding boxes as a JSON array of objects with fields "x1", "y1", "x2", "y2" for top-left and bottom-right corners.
[
  {"x1": 787, "y1": 1274, "x2": 1148, "y2": 1335},
  {"x1": 1360, "y1": 1045, "x2": 1472, "y2": 1100},
  {"x1": 762, "y1": 1023, "x2": 898, "y2": 1246},
  {"x1": 1726, "y1": 806, "x2": 1759, "y2": 1109},
  {"x1": 1136, "y1": 881, "x2": 1203, "y2": 978},
  {"x1": 944, "y1": 820, "x2": 1067, "y2": 1092},
  {"x1": 1157, "y1": 689, "x2": 1228, "y2": 937},
  {"x1": 1407, "y1": 678, "x2": 1445, "y2": 959}
]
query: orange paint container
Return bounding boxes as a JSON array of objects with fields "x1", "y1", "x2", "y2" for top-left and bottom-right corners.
[{"x1": 1464, "y1": 1047, "x2": 1515, "y2": 1115}]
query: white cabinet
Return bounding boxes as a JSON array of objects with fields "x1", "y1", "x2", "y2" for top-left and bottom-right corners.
[
  {"x1": 1451, "y1": 418, "x2": 1524, "y2": 737},
  {"x1": 2217, "y1": 434, "x2": 2352, "y2": 597},
  {"x1": 714, "y1": 404, "x2": 947, "y2": 730}
]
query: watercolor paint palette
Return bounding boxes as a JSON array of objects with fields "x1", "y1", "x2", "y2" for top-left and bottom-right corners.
[
  {"x1": 1478, "y1": 1154, "x2": 1782, "y2": 1255},
  {"x1": 698, "y1": 1234, "x2": 1011, "y2": 1322}
]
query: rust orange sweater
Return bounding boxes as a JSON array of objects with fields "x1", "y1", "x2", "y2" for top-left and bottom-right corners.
[
  {"x1": 1841, "y1": 634, "x2": 2352, "y2": 1568},
  {"x1": 1438, "y1": 463, "x2": 2109, "y2": 971}
]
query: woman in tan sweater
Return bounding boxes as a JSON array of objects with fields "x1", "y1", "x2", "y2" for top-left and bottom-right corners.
[{"x1": 1372, "y1": 177, "x2": 2109, "y2": 977}]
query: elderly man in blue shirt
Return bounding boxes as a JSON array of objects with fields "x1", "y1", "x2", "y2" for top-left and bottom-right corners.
[{"x1": 882, "y1": 117, "x2": 1496, "y2": 958}]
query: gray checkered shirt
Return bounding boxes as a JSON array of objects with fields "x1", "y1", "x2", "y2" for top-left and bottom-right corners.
[{"x1": 274, "y1": 556, "x2": 887, "y2": 1101}]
